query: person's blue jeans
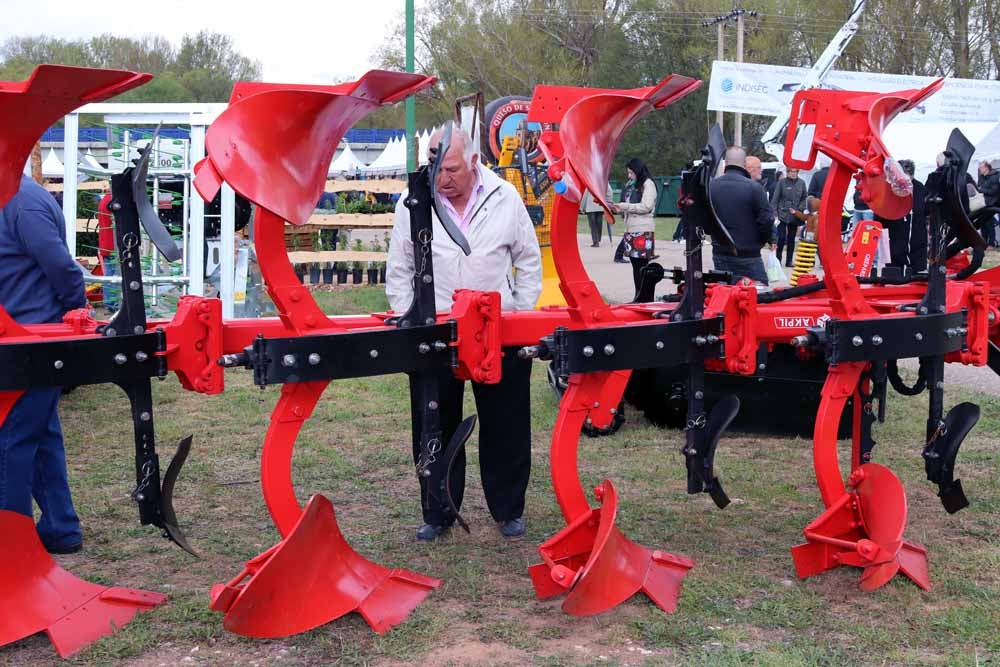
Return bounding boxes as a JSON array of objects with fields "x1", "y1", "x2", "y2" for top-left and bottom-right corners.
[
  {"x1": 712, "y1": 251, "x2": 769, "y2": 285},
  {"x1": 102, "y1": 255, "x2": 120, "y2": 311},
  {"x1": 0, "y1": 387, "x2": 81, "y2": 549},
  {"x1": 851, "y1": 209, "x2": 875, "y2": 226}
]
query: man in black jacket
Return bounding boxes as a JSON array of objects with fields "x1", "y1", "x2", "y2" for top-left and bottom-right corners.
[
  {"x1": 709, "y1": 147, "x2": 774, "y2": 284},
  {"x1": 978, "y1": 160, "x2": 1000, "y2": 248},
  {"x1": 900, "y1": 159, "x2": 927, "y2": 273}
]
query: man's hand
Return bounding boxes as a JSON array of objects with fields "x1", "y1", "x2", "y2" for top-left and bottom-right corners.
[
  {"x1": 789, "y1": 208, "x2": 797, "y2": 214},
  {"x1": 610, "y1": 204, "x2": 621, "y2": 214}
]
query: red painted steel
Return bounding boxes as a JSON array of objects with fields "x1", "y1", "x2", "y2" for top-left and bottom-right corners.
[
  {"x1": 0, "y1": 64, "x2": 150, "y2": 206},
  {"x1": 210, "y1": 495, "x2": 440, "y2": 636},
  {"x1": 0, "y1": 510, "x2": 166, "y2": 657}
]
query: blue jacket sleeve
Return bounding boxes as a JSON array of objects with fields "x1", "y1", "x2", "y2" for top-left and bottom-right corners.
[{"x1": 15, "y1": 206, "x2": 86, "y2": 313}]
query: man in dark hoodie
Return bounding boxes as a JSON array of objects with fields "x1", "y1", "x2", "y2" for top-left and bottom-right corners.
[{"x1": 709, "y1": 146, "x2": 774, "y2": 284}]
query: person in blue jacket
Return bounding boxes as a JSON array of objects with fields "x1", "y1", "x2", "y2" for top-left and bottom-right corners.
[{"x1": 0, "y1": 175, "x2": 87, "y2": 553}]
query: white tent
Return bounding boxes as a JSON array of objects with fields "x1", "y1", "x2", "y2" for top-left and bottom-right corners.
[
  {"x1": 329, "y1": 143, "x2": 366, "y2": 176},
  {"x1": 418, "y1": 129, "x2": 430, "y2": 166},
  {"x1": 882, "y1": 121, "x2": 997, "y2": 182},
  {"x1": 80, "y1": 149, "x2": 104, "y2": 171},
  {"x1": 364, "y1": 136, "x2": 408, "y2": 176},
  {"x1": 42, "y1": 148, "x2": 64, "y2": 177},
  {"x1": 971, "y1": 120, "x2": 1000, "y2": 172}
]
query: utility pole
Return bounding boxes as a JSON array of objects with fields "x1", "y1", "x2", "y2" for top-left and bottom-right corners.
[
  {"x1": 716, "y1": 22, "x2": 725, "y2": 133},
  {"x1": 405, "y1": 0, "x2": 416, "y2": 172},
  {"x1": 703, "y1": 5, "x2": 758, "y2": 146},
  {"x1": 735, "y1": 1, "x2": 745, "y2": 147}
]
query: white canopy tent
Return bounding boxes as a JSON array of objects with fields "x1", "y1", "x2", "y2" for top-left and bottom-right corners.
[
  {"x1": 80, "y1": 149, "x2": 104, "y2": 171},
  {"x1": 882, "y1": 121, "x2": 998, "y2": 182},
  {"x1": 971, "y1": 121, "x2": 1000, "y2": 172},
  {"x1": 41, "y1": 148, "x2": 64, "y2": 177},
  {"x1": 329, "y1": 142, "x2": 366, "y2": 176},
  {"x1": 364, "y1": 136, "x2": 407, "y2": 176}
]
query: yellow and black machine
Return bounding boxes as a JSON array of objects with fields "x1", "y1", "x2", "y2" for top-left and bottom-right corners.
[{"x1": 456, "y1": 93, "x2": 566, "y2": 307}]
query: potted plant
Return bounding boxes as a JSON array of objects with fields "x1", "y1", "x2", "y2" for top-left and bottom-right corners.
[
  {"x1": 351, "y1": 238, "x2": 365, "y2": 283},
  {"x1": 336, "y1": 261, "x2": 348, "y2": 284},
  {"x1": 378, "y1": 232, "x2": 390, "y2": 282},
  {"x1": 367, "y1": 237, "x2": 382, "y2": 284},
  {"x1": 309, "y1": 262, "x2": 321, "y2": 284},
  {"x1": 322, "y1": 262, "x2": 334, "y2": 284}
]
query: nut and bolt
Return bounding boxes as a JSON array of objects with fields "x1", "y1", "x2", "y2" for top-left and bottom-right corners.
[
  {"x1": 603, "y1": 344, "x2": 615, "y2": 356},
  {"x1": 129, "y1": 280, "x2": 141, "y2": 291},
  {"x1": 871, "y1": 335, "x2": 883, "y2": 346},
  {"x1": 422, "y1": 274, "x2": 433, "y2": 284},
  {"x1": 133, "y1": 326, "x2": 144, "y2": 335},
  {"x1": 140, "y1": 411, "x2": 151, "y2": 422},
  {"x1": 655, "y1": 341, "x2": 664, "y2": 350},
  {"x1": 418, "y1": 342, "x2": 431, "y2": 354},
  {"x1": 582, "y1": 345, "x2": 594, "y2": 357},
  {"x1": 694, "y1": 390, "x2": 704, "y2": 400},
  {"x1": 370, "y1": 349, "x2": 379, "y2": 358},
  {"x1": 114, "y1": 353, "x2": 128, "y2": 365},
  {"x1": 281, "y1": 354, "x2": 296, "y2": 367},
  {"x1": 54, "y1": 360, "x2": 64, "y2": 369},
  {"x1": 433, "y1": 341, "x2": 447, "y2": 352},
  {"x1": 914, "y1": 332, "x2": 924, "y2": 341},
  {"x1": 852, "y1": 336, "x2": 864, "y2": 347},
  {"x1": 428, "y1": 400, "x2": 439, "y2": 410},
  {"x1": 135, "y1": 351, "x2": 148, "y2": 362},
  {"x1": 308, "y1": 353, "x2": 321, "y2": 365}
]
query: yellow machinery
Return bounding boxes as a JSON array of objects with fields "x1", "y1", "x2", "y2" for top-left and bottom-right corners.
[{"x1": 493, "y1": 134, "x2": 565, "y2": 307}]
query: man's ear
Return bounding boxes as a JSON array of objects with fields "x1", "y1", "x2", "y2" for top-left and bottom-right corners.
[{"x1": 470, "y1": 153, "x2": 479, "y2": 167}]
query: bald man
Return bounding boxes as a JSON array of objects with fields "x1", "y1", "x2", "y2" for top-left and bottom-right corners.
[
  {"x1": 708, "y1": 147, "x2": 774, "y2": 284},
  {"x1": 387, "y1": 125, "x2": 542, "y2": 541}
]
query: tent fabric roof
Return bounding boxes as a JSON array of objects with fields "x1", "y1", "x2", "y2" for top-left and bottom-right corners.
[
  {"x1": 42, "y1": 148, "x2": 64, "y2": 177},
  {"x1": 364, "y1": 136, "x2": 408, "y2": 176},
  {"x1": 329, "y1": 143, "x2": 366, "y2": 175}
]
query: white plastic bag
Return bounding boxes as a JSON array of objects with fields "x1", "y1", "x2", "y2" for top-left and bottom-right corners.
[{"x1": 764, "y1": 250, "x2": 787, "y2": 284}]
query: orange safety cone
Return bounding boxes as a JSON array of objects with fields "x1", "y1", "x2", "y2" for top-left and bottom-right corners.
[
  {"x1": 529, "y1": 480, "x2": 694, "y2": 616},
  {"x1": 210, "y1": 494, "x2": 440, "y2": 637},
  {"x1": 0, "y1": 510, "x2": 166, "y2": 658}
]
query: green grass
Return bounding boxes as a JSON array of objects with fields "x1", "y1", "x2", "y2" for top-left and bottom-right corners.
[{"x1": 5, "y1": 285, "x2": 999, "y2": 666}]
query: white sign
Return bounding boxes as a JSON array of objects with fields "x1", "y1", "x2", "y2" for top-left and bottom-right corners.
[{"x1": 707, "y1": 61, "x2": 1000, "y2": 124}]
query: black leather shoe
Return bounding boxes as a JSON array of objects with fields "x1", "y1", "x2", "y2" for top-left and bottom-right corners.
[
  {"x1": 416, "y1": 524, "x2": 448, "y2": 542},
  {"x1": 613, "y1": 258, "x2": 629, "y2": 264},
  {"x1": 499, "y1": 517, "x2": 525, "y2": 538},
  {"x1": 44, "y1": 541, "x2": 82, "y2": 555}
]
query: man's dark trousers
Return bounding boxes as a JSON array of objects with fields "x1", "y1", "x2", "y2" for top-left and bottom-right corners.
[
  {"x1": 408, "y1": 348, "x2": 532, "y2": 526},
  {"x1": 0, "y1": 387, "x2": 82, "y2": 550}
]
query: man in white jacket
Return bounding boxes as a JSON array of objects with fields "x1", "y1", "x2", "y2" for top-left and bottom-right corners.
[{"x1": 386, "y1": 125, "x2": 542, "y2": 541}]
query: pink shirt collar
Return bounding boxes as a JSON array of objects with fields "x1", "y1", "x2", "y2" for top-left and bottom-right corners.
[{"x1": 438, "y1": 168, "x2": 484, "y2": 233}]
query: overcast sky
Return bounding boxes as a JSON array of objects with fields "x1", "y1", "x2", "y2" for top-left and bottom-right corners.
[{"x1": 1, "y1": 0, "x2": 413, "y2": 83}]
